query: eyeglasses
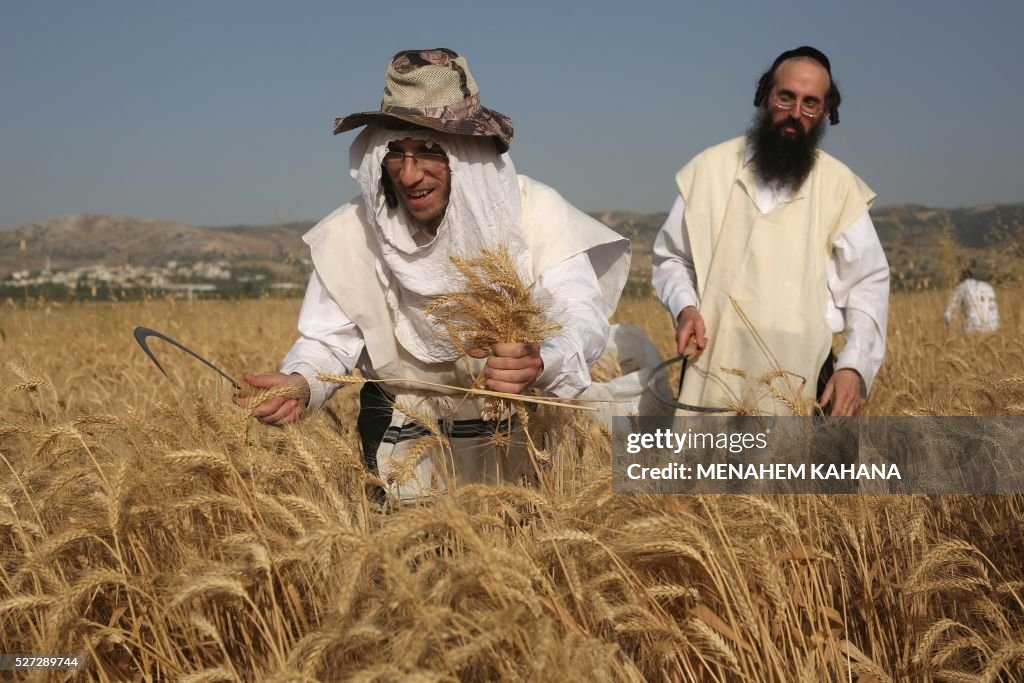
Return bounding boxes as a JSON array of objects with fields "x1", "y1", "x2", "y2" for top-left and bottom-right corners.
[
  {"x1": 382, "y1": 150, "x2": 449, "y2": 172},
  {"x1": 771, "y1": 92, "x2": 823, "y2": 119}
]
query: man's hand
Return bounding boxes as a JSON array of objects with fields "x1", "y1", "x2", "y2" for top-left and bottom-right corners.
[
  {"x1": 232, "y1": 372, "x2": 310, "y2": 426},
  {"x1": 468, "y1": 342, "x2": 543, "y2": 394},
  {"x1": 676, "y1": 306, "x2": 708, "y2": 358},
  {"x1": 818, "y1": 368, "x2": 862, "y2": 416}
]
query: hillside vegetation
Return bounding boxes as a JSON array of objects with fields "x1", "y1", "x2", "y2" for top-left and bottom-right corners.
[{"x1": 5, "y1": 203, "x2": 1024, "y2": 292}]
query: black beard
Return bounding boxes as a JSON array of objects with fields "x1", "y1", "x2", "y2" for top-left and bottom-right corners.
[{"x1": 746, "y1": 108, "x2": 826, "y2": 193}]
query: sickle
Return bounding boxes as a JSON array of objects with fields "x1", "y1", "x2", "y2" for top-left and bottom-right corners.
[
  {"x1": 645, "y1": 354, "x2": 731, "y2": 414},
  {"x1": 133, "y1": 326, "x2": 241, "y2": 390}
]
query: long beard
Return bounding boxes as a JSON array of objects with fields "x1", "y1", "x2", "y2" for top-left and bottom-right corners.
[{"x1": 746, "y1": 108, "x2": 826, "y2": 193}]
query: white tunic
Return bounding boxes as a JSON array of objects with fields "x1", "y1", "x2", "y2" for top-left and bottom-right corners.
[
  {"x1": 652, "y1": 144, "x2": 889, "y2": 397},
  {"x1": 945, "y1": 279, "x2": 1000, "y2": 333}
]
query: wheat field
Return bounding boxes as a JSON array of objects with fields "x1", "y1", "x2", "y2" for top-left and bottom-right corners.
[{"x1": 2, "y1": 286, "x2": 1023, "y2": 682}]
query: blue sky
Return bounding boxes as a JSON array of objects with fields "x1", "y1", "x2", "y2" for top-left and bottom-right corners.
[{"x1": 2, "y1": 0, "x2": 1022, "y2": 228}]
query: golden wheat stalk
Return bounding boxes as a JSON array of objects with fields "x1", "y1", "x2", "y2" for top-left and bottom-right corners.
[
  {"x1": 316, "y1": 372, "x2": 595, "y2": 412},
  {"x1": 425, "y1": 244, "x2": 561, "y2": 350},
  {"x1": 728, "y1": 296, "x2": 812, "y2": 413},
  {"x1": 425, "y1": 244, "x2": 565, "y2": 420}
]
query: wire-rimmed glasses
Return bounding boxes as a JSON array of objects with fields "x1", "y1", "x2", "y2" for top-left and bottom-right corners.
[
  {"x1": 382, "y1": 150, "x2": 449, "y2": 173},
  {"x1": 770, "y1": 92, "x2": 823, "y2": 119}
]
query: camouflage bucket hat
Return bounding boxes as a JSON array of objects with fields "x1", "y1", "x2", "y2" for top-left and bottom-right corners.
[{"x1": 333, "y1": 48, "x2": 514, "y2": 153}]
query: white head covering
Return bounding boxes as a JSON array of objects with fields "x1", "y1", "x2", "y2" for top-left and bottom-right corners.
[{"x1": 348, "y1": 126, "x2": 534, "y2": 363}]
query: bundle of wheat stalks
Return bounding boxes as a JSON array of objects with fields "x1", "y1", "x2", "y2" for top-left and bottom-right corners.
[
  {"x1": 1, "y1": 282, "x2": 1023, "y2": 680},
  {"x1": 425, "y1": 244, "x2": 561, "y2": 422},
  {"x1": 425, "y1": 245, "x2": 560, "y2": 357}
]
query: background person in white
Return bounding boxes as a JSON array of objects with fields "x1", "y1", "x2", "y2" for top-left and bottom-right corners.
[
  {"x1": 945, "y1": 268, "x2": 1000, "y2": 333},
  {"x1": 652, "y1": 46, "x2": 889, "y2": 416}
]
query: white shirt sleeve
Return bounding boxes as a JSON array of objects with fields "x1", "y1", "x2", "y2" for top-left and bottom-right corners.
[
  {"x1": 651, "y1": 195, "x2": 699, "y2": 320},
  {"x1": 280, "y1": 271, "x2": 366, "y2": 411},
  {"x1": 827, "y1": 212, "x2": 891, "y2": 395},
  {"x1": 533, "y1": 251, "x2": 610, "y2": 398}
]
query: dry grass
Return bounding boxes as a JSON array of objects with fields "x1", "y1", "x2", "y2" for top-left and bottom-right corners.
[{"x1": 1, "y1": 284, "x2": 1023, "y2": 681}]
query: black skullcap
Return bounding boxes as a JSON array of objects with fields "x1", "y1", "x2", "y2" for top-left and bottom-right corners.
[
  {"x1": 770, "y1": 46, "x2": 831, "y2": 77},
  {"x1": 754, "y1": 45, "x2": 841, "y2": 125}
]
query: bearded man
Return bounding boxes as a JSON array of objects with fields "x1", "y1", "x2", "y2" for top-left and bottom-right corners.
[
  {"x1": 234, "y1": 49, "x2": 629, "y2": 500},
  {"x1": 652, "y1": 46, "x2": 889, "y2": 416}
]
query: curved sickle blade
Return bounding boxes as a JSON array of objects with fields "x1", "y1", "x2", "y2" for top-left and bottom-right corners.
[
  {"x1": 133, "y1": 326, "x2": 240, "y2": 389},
  {"x1": 646, "y1": 354, "x2": 731, "y2": 413}
]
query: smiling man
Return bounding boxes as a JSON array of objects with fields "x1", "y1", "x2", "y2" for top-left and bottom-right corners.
[
  {"x1": 382, "y1": 138, "x2": 451, "y2": 232},
  {"x1": 234, "y1": 49, "x2": 629, "y2": 500},
  {"x1": 652, "y1": 46, "x2": 890, "y2": 416}
]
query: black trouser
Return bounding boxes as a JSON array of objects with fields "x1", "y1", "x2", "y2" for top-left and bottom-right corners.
[
  {"x1": 816, "y1": 352, "x2": 835, "y2": 403},
  {"x1": 356, "y1": 381, "x2": 395, "y2": 475}
]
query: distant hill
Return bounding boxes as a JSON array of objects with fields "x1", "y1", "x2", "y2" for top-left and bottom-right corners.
[
  {"x1": 872, "y1": 202, "x2": 1024, "y2": 247},
  {"x1": 592, "y1": 202, "x2": 1024, "y2": 248},
  {"x1": 594, "y1": 203, "x2": 1024, "y2": 288},
  {"x1": 3, "y1": 203, "x2": 1022, "y2": 288},
  {"x1": 0, "y1": 214, "x2": 314, "y2": 279}
]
